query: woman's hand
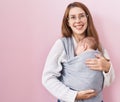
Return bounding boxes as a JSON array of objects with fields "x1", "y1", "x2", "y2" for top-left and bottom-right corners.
[
  {"x1": 76, "y1": 89, "x2": 97, "y2": 100},
  {"x1": 86, "y1": 54, "x2": 111, "y2": 73}
]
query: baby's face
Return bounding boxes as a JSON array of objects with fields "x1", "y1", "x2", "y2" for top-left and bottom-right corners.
[
  {"x1": 78, "y1": 40, "x2": 85, "y2": 47},
  {"x1": 76, "y1": 40, "x2": 86, "y2": 55}
]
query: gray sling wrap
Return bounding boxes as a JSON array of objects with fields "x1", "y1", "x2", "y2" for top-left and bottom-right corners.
[{"x1": 59, "y1": 37, "x2": 104, "y2": 102}]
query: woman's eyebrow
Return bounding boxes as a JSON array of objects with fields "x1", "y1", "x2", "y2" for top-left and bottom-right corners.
[{"x1": 69, "y1": 13, "x2": 85, "y2": 16}]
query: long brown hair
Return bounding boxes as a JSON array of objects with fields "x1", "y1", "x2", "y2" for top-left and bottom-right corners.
[{"x1": 61, "y1": 2, "x2": 103, "y2": 53}]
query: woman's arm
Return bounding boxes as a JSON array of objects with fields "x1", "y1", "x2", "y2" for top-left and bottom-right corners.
[
  {"x1": 102, "y1": 49, "x2": 115, "y2": 87},
  {"x1": 42, "y1": 39, "x2": 77, "y2": 102}
]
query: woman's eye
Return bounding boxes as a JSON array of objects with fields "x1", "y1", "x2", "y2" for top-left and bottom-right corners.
[
  {"x1": 80, "y1": 14, "x2": 85, "y2": 18},
  {"x1": 71, "y1": 16, "x2": 76, "y2": 19}
]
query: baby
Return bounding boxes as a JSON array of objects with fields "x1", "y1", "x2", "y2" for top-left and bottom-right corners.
[{"x1": 75, "y1": 36, "x2": 98, "y2": 56}]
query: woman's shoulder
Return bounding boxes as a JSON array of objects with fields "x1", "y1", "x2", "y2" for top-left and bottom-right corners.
[
  {"x1": 52, "y1": 37, "x2": 72, "y2": 53},
  {"x1": 54, "y1": 38, "x2": 63, "y2": 46},
  {"x1": 54, "y1": 37, "x2": 69, "y2": 46},
  {"x1": 51, "y1": 38, "x2": 65, "y2": 51}
]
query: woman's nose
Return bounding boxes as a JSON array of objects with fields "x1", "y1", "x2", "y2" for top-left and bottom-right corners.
[{"x1": 75, "y1": 17, "x2": 81, "y2": 22}]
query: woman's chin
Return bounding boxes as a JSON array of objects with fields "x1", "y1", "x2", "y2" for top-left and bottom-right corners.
[{"x1": 75, "y1": 31, "x2": 85, "y2": 35}]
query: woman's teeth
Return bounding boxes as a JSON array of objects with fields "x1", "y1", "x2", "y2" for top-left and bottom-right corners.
[{"x1": 75, "y1": 25, "x2": 83, "y2": 29}]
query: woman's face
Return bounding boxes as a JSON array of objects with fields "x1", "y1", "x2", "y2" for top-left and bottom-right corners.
[{"x1": 68, "y1": 7, "x2": 88, "y2": 36}]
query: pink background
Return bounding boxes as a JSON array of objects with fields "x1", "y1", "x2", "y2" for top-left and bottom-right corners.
[{"x1": 0, "y1": 0, "x2": 119, "y2": 102}]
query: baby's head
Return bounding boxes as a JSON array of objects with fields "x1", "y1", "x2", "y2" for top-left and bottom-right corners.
[
  {"x1": 75, "y1": 37, "x2": 98, "y2": 56},
  {"x1": 81, "y1": 37, "x2": 98, "y2": 50}
]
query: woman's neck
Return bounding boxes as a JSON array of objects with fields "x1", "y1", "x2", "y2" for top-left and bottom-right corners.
[{"x1": 73, "y1": 34, "x2": 85, "y2": 43}]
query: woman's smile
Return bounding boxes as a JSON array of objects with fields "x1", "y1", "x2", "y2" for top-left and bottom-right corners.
[{"x1": 74, "y1": 23, "x2": 84, "y2": 30}]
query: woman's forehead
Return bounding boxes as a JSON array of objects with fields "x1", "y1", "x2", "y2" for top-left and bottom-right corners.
[{"x1": 69, "y1": 7, "x2": 85, "y2": 15}]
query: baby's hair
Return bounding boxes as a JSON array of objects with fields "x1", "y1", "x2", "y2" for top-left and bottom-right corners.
[{"x1": 83, "y1": 37, "x2": 98, "y2": 50}]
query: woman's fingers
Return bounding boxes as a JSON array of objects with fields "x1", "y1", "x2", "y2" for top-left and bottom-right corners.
[
  {"x1": 76, "y1": 89, "x2": 97, "y2": 100},
  {"x1": 84, "y1": 89, "x2": 95, "y2": 93},
  {"x1": 86, "y1": 65, "x2": 100, "y2": 70},
  {"x1": 86, "y1": 54, "x2": 103, "y2": 64},
  {"x1": 79, "y1": 89, "x2": 95, "y2": 94},
  {"x1": 86, "y1": 58, "x2": 98, "y2": 65},
  {"x1": 85, "y1": 92, "x2": 97, "y2": 99},
  {"x1": 85, "y1": 58, "x2": 103, "y2": 71}
]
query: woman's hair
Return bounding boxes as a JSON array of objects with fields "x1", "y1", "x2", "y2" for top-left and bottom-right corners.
[{"x1": 61, "y1": 2, "x2": 103, "y2": 53}]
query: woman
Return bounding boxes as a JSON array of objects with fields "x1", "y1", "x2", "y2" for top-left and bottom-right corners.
[{"x1": 42, "y1": 2, "x2": 115, "y2": 102}]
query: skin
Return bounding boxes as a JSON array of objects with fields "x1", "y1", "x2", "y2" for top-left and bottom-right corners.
[
  {"x1": 68, "y1": 7, "x2": 110, "y2": 100},
  {"x1": 75, "y1": 39, "x2": 94, "y2": 56},
  {"x1": 75, "y1": 41, "x2": 86, "y2": 56},
  {"x1": 68, "y1": 7, "x2": 87, "y2": 42}
]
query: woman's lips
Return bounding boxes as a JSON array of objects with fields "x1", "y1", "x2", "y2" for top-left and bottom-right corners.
[{"x1": 75, "y1": 25, "x2": 84, "y2": 30}]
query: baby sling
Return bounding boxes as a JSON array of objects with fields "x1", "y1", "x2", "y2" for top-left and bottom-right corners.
[{"x1": 58, "y1": 37, "x2": 104, "y2": 102}]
